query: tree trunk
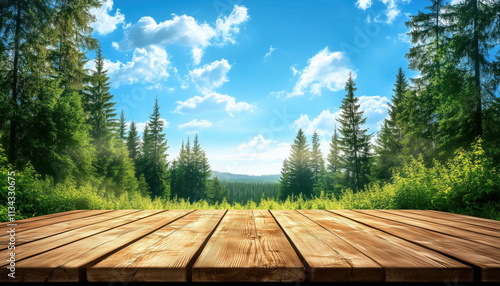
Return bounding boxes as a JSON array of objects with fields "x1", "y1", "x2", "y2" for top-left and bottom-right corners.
[{"x1": 8, "y1": 1, "x2": 22, "y2": 165}]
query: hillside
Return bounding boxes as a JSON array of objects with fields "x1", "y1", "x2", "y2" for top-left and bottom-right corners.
[{"x1": 211, "y1": 171, "x2": 280, "y2": 183}]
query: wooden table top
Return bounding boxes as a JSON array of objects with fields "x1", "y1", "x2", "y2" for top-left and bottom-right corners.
[{"x1": 1, "y1": 209, "x2": 499, "y2": 282}]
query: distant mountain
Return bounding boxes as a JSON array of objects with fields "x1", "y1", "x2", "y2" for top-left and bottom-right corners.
[{"x1": 211, "y1": 171, "x2": 280, "y2": 183}]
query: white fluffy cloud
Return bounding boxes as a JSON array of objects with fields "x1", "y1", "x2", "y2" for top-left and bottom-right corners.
[
  {"x1": 189, "y1": 59, "x2": 231, "y2": 94},
  {"x1": 174, "y1": 92, "x2": 253, "y2": 116},
  {"x1": 292, "y1": 109, "x2": 341, "y2": 136},
  {"x1": 178, "y1": 119, "x2": 212, "y2": 133},
  {"x1": 118, "y1": 5, "x2": 248, "y2": 64},
  {"x1": 90, "y1": 0, "x2": 125, "y2": 35},
  {"x1": 97, "y1": 46, "x2": 171, "y2": 88},
  {"x1": 356, "y1": 0, "x2": 373, "y2": 10},
  {"x1": 288, "y1": 47, "x2": 355, "y2": 98},
  {"x1": 129, "y1": 118, "x2": 169, "y2": 133},
  {"x1": 238, "y1": 135, "x2": 274, "y2": 151},
  {"x1": 292, "y1": 95, "x2": 390, "y2": 136},
  {"x1": 358, "y1": 95, "x2": 390, "y2": 114}
]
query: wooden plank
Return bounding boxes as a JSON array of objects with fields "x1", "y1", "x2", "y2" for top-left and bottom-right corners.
[
  {"x1": 270, "y1": 210, "x2": 383, "y2": 282},
  {"x1": 0, "y1": 210, "x2": 163, "y2": 267},
  {"x1": 0, "y1": 210, "x2": 87, "y2": 227},
  {"x1": 391, "y1": 210, "x2": 500, "y2": 238},
  {"x1": 0, "y1": 210, "x2": 192, "y2": 282},
  {"x1": 192, "y1": 210, "x2": 305, "y2": 282},
  {"x1": 87, "y1": 210, "x2": 226, "y2": 282},
  {"x1": 0, "y1": 210, "x2": 113, "y2": 237},
  {"x1": 377, "y1": 210, "x2": 500, "y2": 243},
  {"x1": 0, "y1": 210, "x2": 140, "y2": 248},
  {"x1": 331, "y1": 210, "x2": 500, "y2": 282},
  {"x1": 301, "y1": 210, "x2": 472, "y2": 282},
  {"x1": 404, "y1": 209, "x2": 500, "y2": 231}
]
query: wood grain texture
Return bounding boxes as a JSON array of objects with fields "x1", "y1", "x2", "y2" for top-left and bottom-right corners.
[
  {"x1": 404, "y1": 209, "x2": 500, "y2": 231},
  {"x1": 0, "y1": 210, "x2": 112, "y2": 238},
  {"x1": 0, "y1": 210, "x2": 192, "y2": 282},
  {"x1": 334, "y1": 210, "x2": 500, "y2": 282},
  {"x1": 0, "y1": 210, "x2": 139, "y2": 248},
  {"x1": 87, "y1": 210, "x2": 226, "y2": 282},
  {"x1": 0, "y1": 210, "x2": 87, "y2": 227},
  {"x1": 302, "y1": 210, "x2": 472, "y2": 282},
  {"x1": 270, "y1": 210, "x2": 382, "y2": 282},
  {"x1": 391, "y1": 210, "x2": 500, "y2": 238},
  {"x1": 192, "y1": 210, "x2": 304, "y2": 282},
  {"x1": 0, "y1": 210, "x2": 162, "y2": 267},
  {"x1": 370, "y1": 210, "x2": 500, "y2": 247}
]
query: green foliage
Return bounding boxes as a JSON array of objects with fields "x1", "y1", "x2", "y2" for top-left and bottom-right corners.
[
  {"x1": 337, "y1": 73, "x2": 372, "y2": 192},
  {"x1": 278, "y1": 128, "x2": 314, "y2": 200}
]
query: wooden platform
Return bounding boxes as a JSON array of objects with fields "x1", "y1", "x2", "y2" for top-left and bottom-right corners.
[{"x1": 1, "y1": 209, "x2": 499, "y2": 282}]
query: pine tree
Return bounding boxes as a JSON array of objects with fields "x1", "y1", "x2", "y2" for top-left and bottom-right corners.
[
  {"x1": 373, "y1": 68, "x2": 407, "y2": 181},
  {"x1": 170, "y1": 135, "x2": 211, "y2": 202},
  {"x1": 337, "y1": 73, "x2": 372, "y2": 192},
  {"x1": 141, "y1": 97, "x2": 170, "y2": 199},
  {"x1": 446, "y1": 0, "x2": 499, "y2": 138},
  {"x1": 118, "y1": 109, "x2": 126, "y2": 141},
  {"x1": 126, "y1": 120, "x2": 139, "y2": 160},
  {"x1": 83, "y1": 46, "x2": 117, "y2": 143},
  {"x1": 207, "y1": 177, "x2": 228, "y2": 204},
  {"x1": 324, "y1": 126, "x2": 344, "y2": 197},
  {"x1": 278, "y1": 128, "x2": 314, "y2": 200},
  {"x1": 311, "y1": 131, "x2": 326, "y2": 195}
]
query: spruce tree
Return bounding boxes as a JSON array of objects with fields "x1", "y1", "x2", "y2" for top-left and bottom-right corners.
[
  {"x1": 141, "y1": 97, "x2": 170, "y2": 199},
  {"x1": 118, "y1": 109, "x2": 127, "y2": 141},
  {"x1": 373, "y1": 68, "x2": 407, "y2": 181},
  {"x1": 83, "y1": 46, "x2": 117, "y2": 143},
  {"x1": 324, "y1": 126, "x2": 344, "y2": 197},
  {"x1": 126, "y1": 120, "x2": 139, "y2": 160},
  {"x1": 278, "y1": 128, "x2": 314, "y2": 200},
  {"x1": 337, "y1": 73, "x2": 372, "y2": 192}
]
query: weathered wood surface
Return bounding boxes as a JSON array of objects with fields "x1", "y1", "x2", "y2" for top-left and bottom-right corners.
[
  {"x1": 1, "y1": 209, "x2": 499, "y2": 282},
  {"x1": 192, "y1": 210, "x2": 305, "y2": 282}
]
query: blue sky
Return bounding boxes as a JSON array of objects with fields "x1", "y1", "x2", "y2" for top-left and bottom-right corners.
[{"x1": 87, "y1": 0, "x2": 422, "y2": 175}]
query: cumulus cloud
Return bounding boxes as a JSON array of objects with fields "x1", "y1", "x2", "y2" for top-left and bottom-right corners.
[
  {"x1": 288, "y1": 47, "x2": 354, "y2": 98},
  {"x1": 215, "y1": 5, "x2": 250, "y2": 45},
  {"x1": 292, "y1": 96, "x2": 390, "y2": 136},
  {"x1": 189, "y1": 59, "x2": 231, "y2": 94},
  {"x1": 90, "y1": 0, "x2": 125, "y2": 35},
  {"x1": 264, "y1": 45, "x2": 275, "y2": 61},
  {"x1": 358, "y1": 95, "x2": 390, "y2": 114},
  {"x1": 118, "y1": 5, "x2": 248, "y2": 64},
  {"x1": 238, "y1": 135, "x2": 274, "y2": 151},
  {"x1": 174, "y1": 92, "x2": 253, "y2": 116},
  {"x1": 129, "y1": 118, "x2": 169, "y2": 133},
  {"x1": 178, "y1": 119, "x2": 212, "y2": 133},
  {"x1": 292, "y1": 109, "x2": 341, "y2": 136},
  {"x1": 87, "y1": 46, "x2": 171, "y2": 88},
  {"x1": 356, "y1": 0, "x2": 373, "y2": 10}
]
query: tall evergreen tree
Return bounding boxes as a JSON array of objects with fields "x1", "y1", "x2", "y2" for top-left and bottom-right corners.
[
  {"x1": 324, "y1": 126, "x2": 343, "y2": 197},
  {"x1": 337, "y1": 73, "x2": 372, "y2": 192},
  {"x1": 118, "y1": 109, "x2": 126, "y2": 141},
  {"x1": 139, "y1": 97, "x2": 169, "y2": 199},
  {"x1": 311, "y1": 131, "x2": 326, "y2": 195},
  {"x1": 170, "y1": 135, "x2": 211, "y2": 202},
  {"x1": 373, "y1": 68, "x2": 407, "y2": 181},
  {"x1": 446, "y1": 0, "x2": 499, "y2": 138},
  {"x1": 126, "y1": 120, "x2": 139, "y2": 160},
  {"x1": 83, "y1": 46, "x2": 117, "y2": 143},
  {"x1": 278, "y1": 128, "x2": 314, "y2": 200}
]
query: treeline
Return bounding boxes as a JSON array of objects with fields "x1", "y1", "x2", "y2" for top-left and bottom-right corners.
[
  {"x1": 221, "y1": 181, "x2": 278, "y2": 204},
  {"x1": 279, "y1": 0, "x2": 500, "y2": 202},
  {"x1": 0, "y1": 0, "x2": 225, "y2": 206}
]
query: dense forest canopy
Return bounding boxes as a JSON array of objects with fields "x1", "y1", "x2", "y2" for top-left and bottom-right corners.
[{"x1": 0, "y1": 0, "x2": 499, "y2": 221}]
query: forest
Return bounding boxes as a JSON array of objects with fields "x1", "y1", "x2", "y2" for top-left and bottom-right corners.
[{"x1": 0, "y1": 0, "x2": 499, "y2": 221}]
